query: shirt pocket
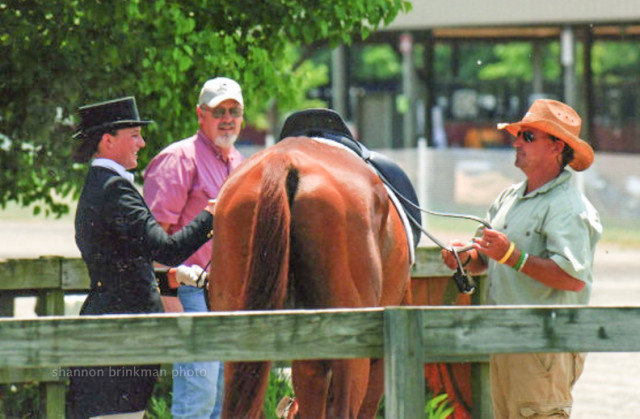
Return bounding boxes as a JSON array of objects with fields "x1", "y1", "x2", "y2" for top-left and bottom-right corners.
[{"x1": 515, "y1": 211, "x2": 547, "y2": 257}]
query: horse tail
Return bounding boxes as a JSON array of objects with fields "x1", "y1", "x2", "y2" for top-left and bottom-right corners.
[
  {"x1": 224, "y1": 154, "x2": 299, "y2": 418},
  {"x1": 245, "y1": 154, "x2": 298, "y2": 310}
]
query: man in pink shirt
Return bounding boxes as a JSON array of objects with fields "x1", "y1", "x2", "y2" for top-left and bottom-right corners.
[{"x1": 143, "y1": 77, "x2": 245, "y2": 419}]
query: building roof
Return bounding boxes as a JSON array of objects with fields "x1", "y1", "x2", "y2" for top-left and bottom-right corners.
[
  {"x1": 381, "y1": 0, "x2": 640, "y2": 40},
  {"x1": 386, "y1": 0, "x2": 640, "y2": 30}
]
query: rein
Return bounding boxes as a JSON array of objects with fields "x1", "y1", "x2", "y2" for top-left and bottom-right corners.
[
  {"x1": 373, "y1": 169, "x2": 492, "y2": 295},
  {"x1": 200, "y1": 157, "x2": 490, "y2": 298}
]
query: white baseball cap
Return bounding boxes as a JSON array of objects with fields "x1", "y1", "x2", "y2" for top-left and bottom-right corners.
[{"x1": 198, "y1": 77, "x2": 244, "y2": 108}]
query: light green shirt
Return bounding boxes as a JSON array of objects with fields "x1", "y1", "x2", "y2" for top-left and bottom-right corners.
[{"x1": 482, "y1": 170, "x2": 602, "y2": 305}]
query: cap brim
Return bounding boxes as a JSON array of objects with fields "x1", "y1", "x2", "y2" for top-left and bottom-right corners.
[{"x1": 201, "y1": 95, "x2": 243, "y2": 109}]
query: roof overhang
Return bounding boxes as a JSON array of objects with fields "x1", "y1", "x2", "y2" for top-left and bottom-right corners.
[{"x1": 385, "y1": 0, "x2": 640, "y2": 31}]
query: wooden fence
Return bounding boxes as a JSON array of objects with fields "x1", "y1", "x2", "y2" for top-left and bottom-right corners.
[{"x1": 2, "y1": 249, "x2": 639, "y2": 418}]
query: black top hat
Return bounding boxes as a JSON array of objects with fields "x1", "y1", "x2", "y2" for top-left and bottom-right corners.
[
  {"x1": 279, "y1": 108, "x2": 353, "y2": 141},
  {"x1": 73, "y1": 96, "x2": 153, "y2": 139}
]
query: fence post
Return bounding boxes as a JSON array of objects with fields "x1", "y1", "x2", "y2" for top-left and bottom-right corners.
[
  {"x1": 384, "y1": 307, "x2": 425, "y2": 418},
  {"x1": 470, "y1": 275, "x2": 493, "y2": 418},
  {"x1": 0, "y1": 291, "x2": 15, "y2": 317},
  {"x1": 36, "y1": 257, "x2": 66, "y2": 419}
]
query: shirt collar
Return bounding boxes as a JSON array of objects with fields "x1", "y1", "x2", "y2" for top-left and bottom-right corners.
[
  {"x1": 521, "y1": 169, "x2": 571, "y2": 198},
  {"x1": 91, "y1": 158, "x2": 135, "y2": 184},
  {"x1": 196, "y1": 130, "x2": 236, "y2": 164}
]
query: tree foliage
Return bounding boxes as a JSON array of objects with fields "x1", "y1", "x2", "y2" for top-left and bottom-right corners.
[{"x1": 0, "y1": 0, "x2": 410, "y2": 216}]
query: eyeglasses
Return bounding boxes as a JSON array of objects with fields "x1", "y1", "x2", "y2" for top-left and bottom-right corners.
[
  {"x1": 517, "y1": 131, "x2": 560, "y2": 143},
  {"x1": 202, "y1": 106, "x2": 243, "y2": 118}
]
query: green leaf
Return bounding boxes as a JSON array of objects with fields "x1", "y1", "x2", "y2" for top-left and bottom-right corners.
[{"x1": 0, "y1": 0, "x2": 406, "y2": 216}]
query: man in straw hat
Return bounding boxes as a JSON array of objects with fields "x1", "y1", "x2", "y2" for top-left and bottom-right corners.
[
  {"x1": 70, "y1": 96, "x2": 216, "y2": 418},
  {"x1": 442, "y1": 99, "x2": 602, "y2": 418}
]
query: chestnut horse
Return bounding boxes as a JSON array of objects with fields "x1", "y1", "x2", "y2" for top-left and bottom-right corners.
[{"x1": 209, "y1": 135, "x2": 412, "y2": 418}]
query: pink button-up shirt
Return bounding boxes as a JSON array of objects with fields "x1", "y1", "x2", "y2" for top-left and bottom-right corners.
[{"x1": 143, "y1": 130, "x2": 245, "y2": 268}]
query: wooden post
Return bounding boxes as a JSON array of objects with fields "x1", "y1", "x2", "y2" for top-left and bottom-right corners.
[
  {"x1": 471, "y1": 362, "x2": 492, "y2": 419},
  {"x1": 0, "y1": 291, "x2": 15, "y2": 317},
  {"x1": 35, "y1": 257, "x2": 67, "y2": 419},
  {"x1": 384, "y1": 307, "x2": 425, "y2": 418},
  {"x1": 470, "y1": 274, "x2": 493, "y2": 419},
  {"x1": 0, "y1": 290, "x2": 15, "y2": 416}
]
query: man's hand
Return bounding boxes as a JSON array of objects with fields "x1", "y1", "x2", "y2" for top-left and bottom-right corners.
[
  {"x1": 171, "y1": 264, "x2": 208, "y2": 288},
  {"x1": 440, "y1": 239, "x2": 469, "y2": 270}
]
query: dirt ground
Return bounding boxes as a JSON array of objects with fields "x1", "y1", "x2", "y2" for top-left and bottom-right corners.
[{"x1": 2, "y1": 218, "x2": 639, "y2": 417}]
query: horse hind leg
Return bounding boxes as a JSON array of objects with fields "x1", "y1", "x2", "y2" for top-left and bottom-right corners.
[
  {"x1": 357, "y1": 358, "x2": 384, "y2": 418},
  {"x1": 223, "y1": 361, "x2": 271, "y2": 419},
  {"x1": 326, "y1": 358, "x2": 370, "y2": 418},
  {"x1": 291, "y1": 360, "x2": 330, "y2": 418}
]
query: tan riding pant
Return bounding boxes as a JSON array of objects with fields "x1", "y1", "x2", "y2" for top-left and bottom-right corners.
[{"x1": 490, "y1": 352, "x2": 585, "y2": 418}]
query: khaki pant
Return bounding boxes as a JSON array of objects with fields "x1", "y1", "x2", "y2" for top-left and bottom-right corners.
[{"x1": 490, "y1": 352, "x2": 586, "y2": 418}]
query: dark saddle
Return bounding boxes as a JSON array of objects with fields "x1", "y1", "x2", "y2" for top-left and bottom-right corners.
[{"x1": 279, "y1": 108, "x2": 422, "y2": 248}]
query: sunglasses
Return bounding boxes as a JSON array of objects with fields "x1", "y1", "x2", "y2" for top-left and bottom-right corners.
[
  {"x1": 202, "y1": 106, "x2": 243, "y2": 118},
  {"x1": 517, "y1": 131, "x2": 560, "y2": 143}
]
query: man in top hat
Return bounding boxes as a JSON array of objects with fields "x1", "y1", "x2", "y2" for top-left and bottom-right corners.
[
  {"x1": 70, "y1": 97, "x2": 216, "y2": 419},
  {"x1": 143, "y1": 77, "x2": 245, "y2": 418},
  {"x1": 441, "y1": 99, "x2": 602, "y2": 418}
]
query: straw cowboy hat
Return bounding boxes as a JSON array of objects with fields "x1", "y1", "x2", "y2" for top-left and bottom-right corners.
[{"x1": 497, "y1": 99, "x2": 594, "y2": 171}]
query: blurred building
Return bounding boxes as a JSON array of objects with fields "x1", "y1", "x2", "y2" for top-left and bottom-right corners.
[{"x1": 328, "y1": 0, "x2": 640, "y2": 152}]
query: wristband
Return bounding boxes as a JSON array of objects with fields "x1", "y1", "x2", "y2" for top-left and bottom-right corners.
[
  {"x1": 498, "y1": 242, "x2": 515, "y2": 264},
  {"x1": 513, "y1": 251, "x2": 526, "y2": 271},
  {"x1": 517, "y1": 253, "x2": 529, "y2": 272}
]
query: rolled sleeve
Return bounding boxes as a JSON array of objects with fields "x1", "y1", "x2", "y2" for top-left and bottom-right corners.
[{"x1": 546, "y1": 204, "x2": 601, "y2": 284}]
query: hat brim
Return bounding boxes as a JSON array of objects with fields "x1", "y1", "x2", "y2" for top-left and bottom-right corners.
[
  {"x1": 201, "y1": 94, "x2": 244, "y2": 109},
  {"x1": 497, "y1": 120, "x2": 594, "y2": 171},
  {"x1": 73, "y1": 119, "x2": 154, "y2": 140}
]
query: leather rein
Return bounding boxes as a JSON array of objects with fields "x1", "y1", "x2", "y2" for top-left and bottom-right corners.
[{"x1": 375, "y1": 169, "x2": 492, "y2": 295}]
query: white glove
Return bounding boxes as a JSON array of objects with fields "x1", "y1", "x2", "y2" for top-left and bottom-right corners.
[{"x1": 174, "y1": 264, "x2": 208, "y2": 288}]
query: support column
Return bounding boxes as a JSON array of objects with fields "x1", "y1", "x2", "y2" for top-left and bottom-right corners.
[
  {"x1": 561, "y1": 26, "x2": 577, "y2": 108},
  {"x1": 532, "y1": 41, "x2": 544, "y2": 95},
  {"x1": 582, "y1": 25, "x2": 595, "y2": 148},
  {"x1": 331, "y1": 45, "x2": 348, "y2": 118},
  {"x1": 423, "y1": 30, "x2": 435, "y2": 146},
  {"x1": 400, "y1": 32, "x2": 416, "y2": 148}
]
